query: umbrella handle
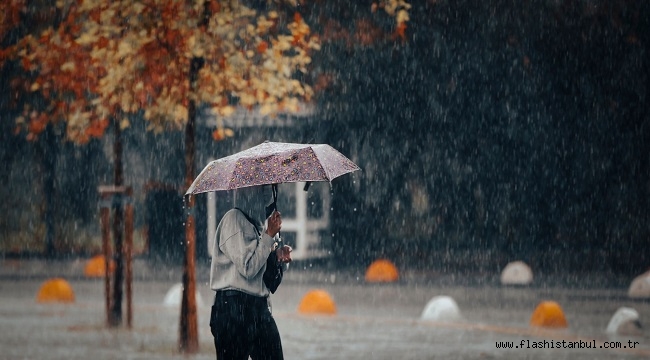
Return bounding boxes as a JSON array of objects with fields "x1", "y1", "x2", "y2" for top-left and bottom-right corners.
[
  {"x1": 266, "y1": 184, "x2": 281, "y2": 242},
  {"x1": 265, "y1": 184, "x2": 279, "y2": 219}
]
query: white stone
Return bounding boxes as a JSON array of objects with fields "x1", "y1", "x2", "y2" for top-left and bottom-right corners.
[
  {"x1": 500, "y1": 260, "x2": 533, "y2": 285},
  {"x1": 420, "y1": 296, "x2": 463, "y2": 322},
  {"x1": 628, "y1": 271, "x2": 650, "y2": 299},
  {"x1": 606, "y1": 307, "x2": 643, "y2": 336},
  {"x1": 163, "y1": 283, "x2": 204, "y2": 307}
]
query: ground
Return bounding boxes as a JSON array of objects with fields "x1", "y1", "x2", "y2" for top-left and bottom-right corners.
[{"x1": 0, "y1": 258, "x2": 649, "y2": 359}]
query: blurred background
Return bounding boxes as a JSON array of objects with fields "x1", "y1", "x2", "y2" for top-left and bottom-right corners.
[{"x1": 1, "y1": 0, "x2": 648, "y2": 279}]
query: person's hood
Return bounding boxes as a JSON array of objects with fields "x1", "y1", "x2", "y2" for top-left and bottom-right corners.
[{"x1": 233, "y1": 185, "x2": 274, "y2": 226}]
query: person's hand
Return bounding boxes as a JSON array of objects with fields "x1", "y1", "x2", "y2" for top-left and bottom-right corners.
[
  {"x1": 275, "y1": 245, "x2": 292, "y2": 263},
  {"x1": 265, "y1": 211, "x2": 282, "y2": 237}
]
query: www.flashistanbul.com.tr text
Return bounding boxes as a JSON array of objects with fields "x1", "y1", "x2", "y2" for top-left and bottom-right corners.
[{"x1": 495, "y1": 339, "x2": 640, "y2": 350}]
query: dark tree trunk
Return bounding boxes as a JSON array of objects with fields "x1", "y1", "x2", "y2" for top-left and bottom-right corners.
[
  {"x1": 179, "y1": 1, "x2": 211, "y2": 353},
  {"x1": 109, "y1": 116, "x2": 124, "y2": 327},
  {"x1": 42, "y1": 124, "x2": 58, "y2": 259},
  {"x1": 180, "y1": 66, "x2": 199, "y2": 352}
]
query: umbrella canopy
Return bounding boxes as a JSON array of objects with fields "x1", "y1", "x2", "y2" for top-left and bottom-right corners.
[{"x1": 186, "y1": 141, "x2": 360, "y2": 195}]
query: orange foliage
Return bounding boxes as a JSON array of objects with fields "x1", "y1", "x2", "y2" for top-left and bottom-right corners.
[
  {"x1": 317, "y1": 2, "x2": 410, "y2": 48},
  {"x1": 38, "y1": 32, "x2": 51, "y2": 44},
  {"x1": 28, "y1": 114, "x2": 48, "y2": 134},
  {"x1": 55, "y1": 101, "x2": 68, "y2": 112},
  {"x1": 0, "y1": 48, "x2": 9, "y2": 64},
  {"x1": 212, "y1": 127, "x2": 234, "y2": 141},
  {"x1": 97, "y1": 36, "x2": 109, "y2": 49},
  {"x1": 257, "y1": 41, "x2": 268, "y2": 54},
  {"x1": 209, "y1": 1, "x2": 221, "y2": 14},
  {"x1": 395, "y1": 22, "x2": 407, "y2": 41},
  {"x1": 89, "y1": 9, "x2": 101, "y2": 23},
  {"x1": 313, "y1": 73, "x2": 333, "y2": 92},
  {"x1": 0, "y1": 0, "x2": 24, "y2": 42},
  {"x1": 73, "y1": 83, "x2": 85, "y2": 99},
  {"x1": 135, "y1": 90, "x2": 148, "y2": 107},
  {"x1": 86, "y1": 119, "x2": 109, "y2": 139},
  {"x1": 21, "y1": 57, "x2": 31, "y2": 71},
  {"x1": 212, "y1": 129, "x2": 225, "y2": 141},
  {"x1": 4, "y1": 0, "x2": 325, "y2": 144},
  {"x1": 355, "y1": 19, "x2": 384, "y2": 46},
  {"x1": 321, "y1": 19, "x2": 349, "y2": 44},
  {"x1": 165, "y1": 29, "x2": 181, "y2": 46}
]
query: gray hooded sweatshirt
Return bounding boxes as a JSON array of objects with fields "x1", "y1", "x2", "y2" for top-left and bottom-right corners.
[{"x1": 209, "y1": 186, "x2": 276, "y2": 297}]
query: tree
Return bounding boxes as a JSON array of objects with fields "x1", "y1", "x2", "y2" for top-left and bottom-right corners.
[
  {"x1": 3, "y1": 0, "x2": 137, "y2": 328},
  {"x1": 2, "y1": 0, "x2": 319, "y2": 351},
  {"x1": 2, "y1": 0, "x2": 410, "y2": 352},
  {"x1": 1, "y1": 2, "x2": 70, "y2": 259}
]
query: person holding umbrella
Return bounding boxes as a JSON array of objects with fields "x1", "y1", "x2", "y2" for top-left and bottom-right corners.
[
  {"x1": 209, "y1": 184, "x2": 292, "y2": 359},
  {"x1": 187, "y1": 141, "x2": 360, "y2": 359}
]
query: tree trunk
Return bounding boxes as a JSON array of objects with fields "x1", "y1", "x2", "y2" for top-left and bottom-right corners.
[
  {"x1": 179, "y1": 55, "x2": 204, "y2": 353},
  {"x1": 179, "y1": 2, "x2": 211, "y2": 352},
  {"x1": 109, "y1": 116, "x2": 124, "y2": 327},
  {"x1": 42, "y1": 124, "x2": 58, "y2": 259}
]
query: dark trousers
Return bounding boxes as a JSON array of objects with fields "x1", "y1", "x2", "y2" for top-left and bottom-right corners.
[{"x1": 210, "y1": 290, "x2": 284, "y2": 360}]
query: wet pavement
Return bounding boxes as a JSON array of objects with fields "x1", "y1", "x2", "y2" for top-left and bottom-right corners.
[{"x1": 0, "y1": 258, "x2": 649, "y2": 359}]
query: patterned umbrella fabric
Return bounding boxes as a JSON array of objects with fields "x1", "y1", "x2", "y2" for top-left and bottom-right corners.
[{"x1": 186, "y1": 142, "x2": 360, "y2": 195}]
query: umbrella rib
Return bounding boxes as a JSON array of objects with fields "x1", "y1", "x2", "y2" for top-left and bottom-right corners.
[{"x1": 311, "y1": 145, "x2": 360, "y2": 181}]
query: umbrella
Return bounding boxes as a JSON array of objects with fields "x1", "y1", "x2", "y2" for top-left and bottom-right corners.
[{"x1": 185, "y1": 141, "x2": 360, "y2": 196}]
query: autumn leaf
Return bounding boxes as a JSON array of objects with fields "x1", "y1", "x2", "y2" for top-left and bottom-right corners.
[
  {"x1": 4, "y1": 0, "x2": 325, "y2": 145},
  {"x1": 21, "y1": 57, "x2": 31, "y2": 70},
  {"x1": 257, "y1": 41, "x2": 268, "y2": 54},
  {"x1": 395, "y1": 22, "x2": 407, "y2": 41},
  {"x1": 89, "y1": 9, "x2": 101, "y2": 23},
  {"x1": 28, "y1": 113, "x2": 48, "y2": 134},
  {"x1": 97, "y1": 36, "x2": 109, "y2": 49},
  {"x1": 212, "y1": 127, "x2": 234, "y2": 141},
  {"x1": 209, "y1": 1, "x2": 221, "y2": 14},
  {"x1": 86, "y1": 118, "x2": 109, "y2": 138}
]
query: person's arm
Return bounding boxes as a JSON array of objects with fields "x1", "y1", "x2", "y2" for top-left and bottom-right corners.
[
  {"x1": 219, "y1": 210, "x2": 276, "y2": 279},
  {"x1": 263, "y1": 251, "x2": 283, "y2": 293}
]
